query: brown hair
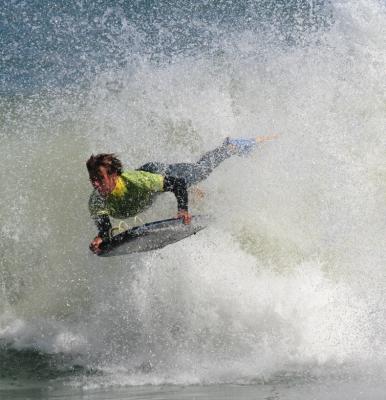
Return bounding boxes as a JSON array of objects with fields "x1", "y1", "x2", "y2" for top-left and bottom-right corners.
[{"x1": 86, "y1": 153, "x2": 123, "y2": 178}]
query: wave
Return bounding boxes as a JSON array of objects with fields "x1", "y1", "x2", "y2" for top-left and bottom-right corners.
[{"x1": 1, "y1": 0, "x2": 386, "y2": 388}]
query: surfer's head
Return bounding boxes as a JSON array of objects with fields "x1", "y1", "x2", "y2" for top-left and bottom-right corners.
[{"x1": 86, "y1": 153, "x2": 122, "y2": 195}]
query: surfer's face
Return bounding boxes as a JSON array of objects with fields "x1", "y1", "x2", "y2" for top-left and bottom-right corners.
[{"x1": 90, "y1": 166, "x2": 117, "y2": 196}]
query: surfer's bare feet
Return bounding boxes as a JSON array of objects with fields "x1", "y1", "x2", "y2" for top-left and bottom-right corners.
[{"x1": 255, "y1": 134, "x2": 278, "y2": 143}]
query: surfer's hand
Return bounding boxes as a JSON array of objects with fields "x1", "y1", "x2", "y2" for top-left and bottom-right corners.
[
  {"x1": 90, "y1": 236, "x2": 103, "y2": 254},
  {"x1": 177, "y1": 210, "x2": 192, "y2": 225}
]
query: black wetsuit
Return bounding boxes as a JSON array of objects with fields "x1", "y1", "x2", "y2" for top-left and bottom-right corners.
[{"x1": 90, "y1": 141, "x2": 232, "y2": 239}]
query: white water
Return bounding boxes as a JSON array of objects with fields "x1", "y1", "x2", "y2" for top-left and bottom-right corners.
[{"x1": 0, "y1": 0, "x2": 386, "y2": 389}]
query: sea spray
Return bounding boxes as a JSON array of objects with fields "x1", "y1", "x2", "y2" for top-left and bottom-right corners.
[{"x1": 1, "y1": 0, "x2": 385, "y2": 386}]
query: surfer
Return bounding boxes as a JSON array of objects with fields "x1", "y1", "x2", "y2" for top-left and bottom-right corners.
[{"x1": 87, "y1": 135, "x2": 276, "y2": 254}]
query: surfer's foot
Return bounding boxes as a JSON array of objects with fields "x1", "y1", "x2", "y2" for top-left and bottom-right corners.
[{"x1": 225, "y1": 137, "x2": 257, "y2": 156}]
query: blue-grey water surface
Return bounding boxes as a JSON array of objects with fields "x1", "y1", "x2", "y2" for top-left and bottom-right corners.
[{"x1": 1, "y1": 0, "x2": 386, "y2": 398}]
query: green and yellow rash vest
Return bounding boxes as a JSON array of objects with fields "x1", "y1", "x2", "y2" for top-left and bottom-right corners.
[
  {"x1": 89, "y1": 169, "x2": 189, "y2": 240},
  {"x1": 89, "y1": 170, "x2": 164, "y2": 220}
]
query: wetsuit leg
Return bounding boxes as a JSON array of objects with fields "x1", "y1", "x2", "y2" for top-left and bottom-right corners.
[
  {"x1": 165, "y1": 142, "x2": 232, "y2": 186},
  {"x1": 137, "y1": 142, "x2": 231, "y2": 186},
  {"x1": 136, "y1": 162, "x2": 169, "y2": 175},
  {"x1": 137, "y1": 142, "x2": 231, "y2": 212}
]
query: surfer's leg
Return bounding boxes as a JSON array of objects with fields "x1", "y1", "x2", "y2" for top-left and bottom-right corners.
[
  {"x1": 166, "y1": 141, "x2": 232, "y2": 186},
  {"x1": 137, "y1": 162, "x2": 169, "y2": 175},
  {"x1": 139, "y1": 138, "x2": 257, "y2": 186}
]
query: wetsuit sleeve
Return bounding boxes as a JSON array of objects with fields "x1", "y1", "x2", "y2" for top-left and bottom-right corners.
[
  {"x1": 94, "y1": 215, "x2": 112, "y2": 241},
  {"x1": 163, "y1": 176, "x2": 189, "y2": 211},
  {"x1": 89, "y1": 191, "x2": 112, "y2": 240}
]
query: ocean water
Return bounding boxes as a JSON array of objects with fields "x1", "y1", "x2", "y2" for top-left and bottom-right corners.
[{"x1": 1, "y1": 0, "x2": 386, "y2": 399}]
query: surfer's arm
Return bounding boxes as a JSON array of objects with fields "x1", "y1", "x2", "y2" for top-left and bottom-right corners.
[
  {"x1": 89, "y1": 191, "x2": 112, "y2": 242},
  {"x1": 163, "y1": 176, "x2": 191, "y2": 223},
  {"x1": 94, "y1": 214, "x2": 112, "y2": 241},
  {"x1": 88, "y1": 214, "x2": 112, "y2": 254}
]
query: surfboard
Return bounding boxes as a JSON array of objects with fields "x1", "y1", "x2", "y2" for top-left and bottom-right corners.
[{"x1": 97, "y1": 215, "x2": 209, "y2": 257}]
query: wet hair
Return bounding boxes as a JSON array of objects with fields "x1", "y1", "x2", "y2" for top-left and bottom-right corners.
[{"x1": 86, "y1": 153, "x2": 123, "y2": 179}]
